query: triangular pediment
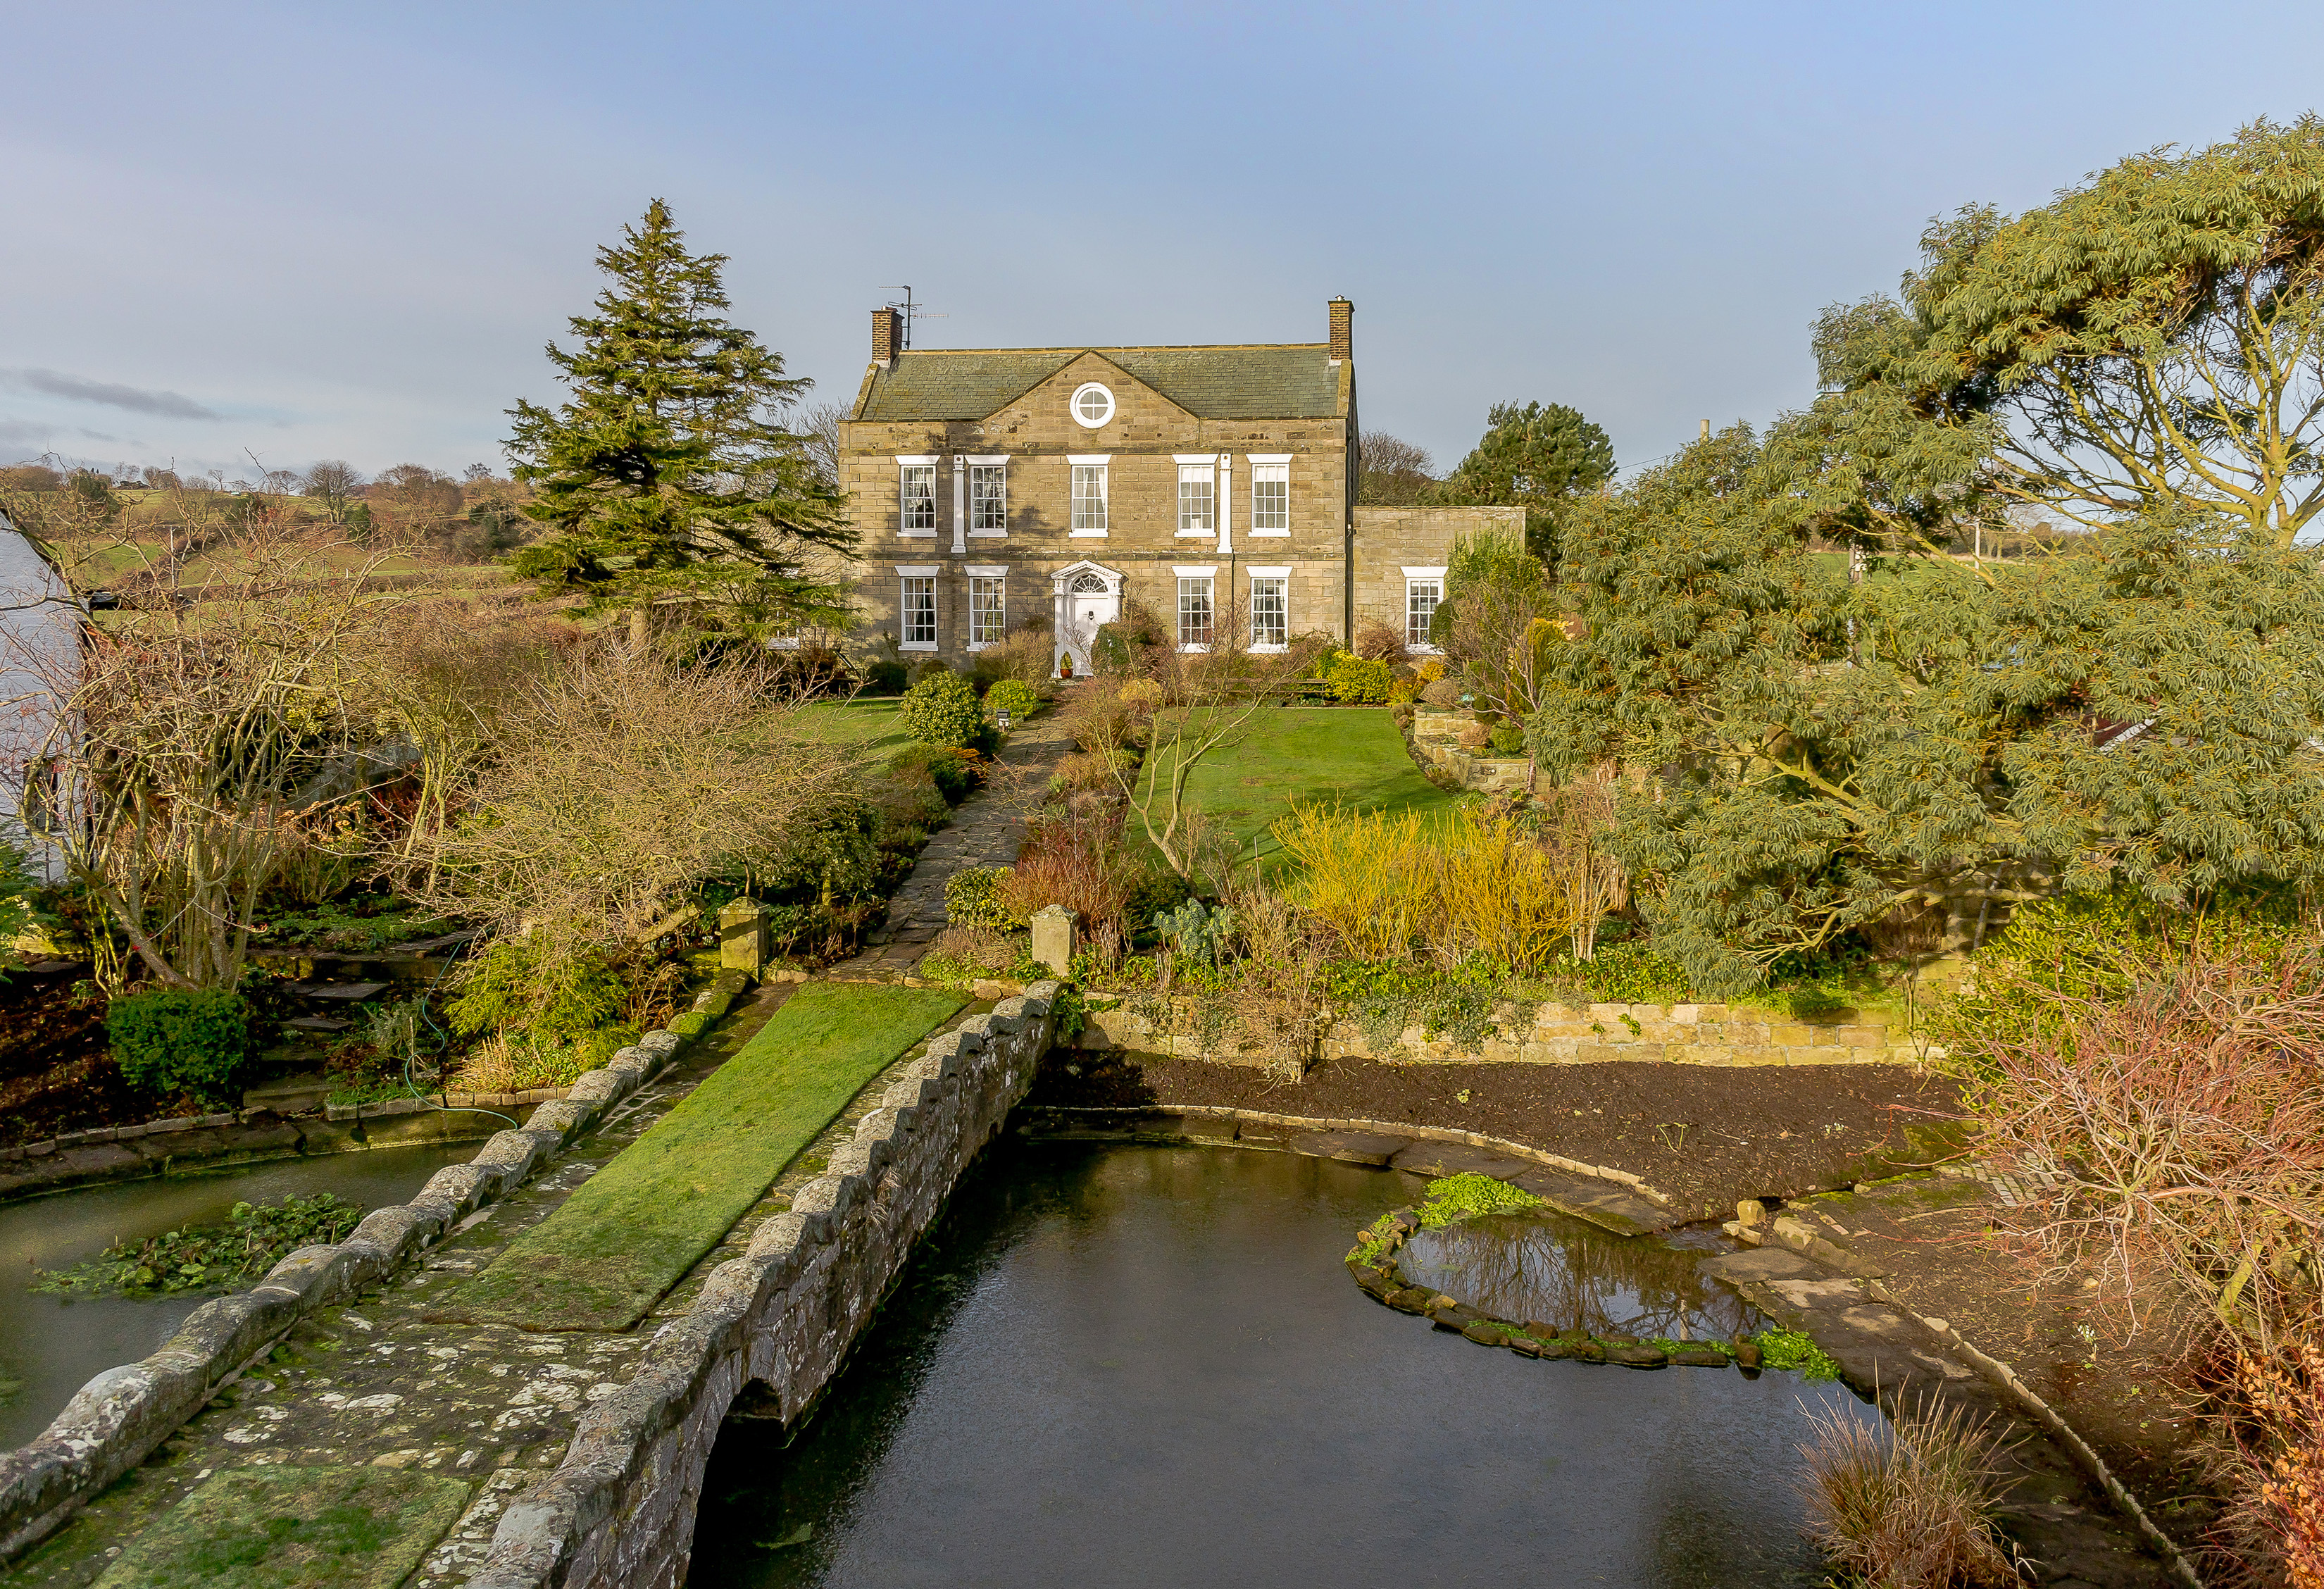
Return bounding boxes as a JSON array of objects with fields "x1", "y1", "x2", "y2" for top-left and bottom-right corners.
[
  {"x1": 1049, "y1": 558, "x2": 1124, "y2": 592},
  {"x1": 988, "y1": 351, "x2": 1197, "y2": 426}
]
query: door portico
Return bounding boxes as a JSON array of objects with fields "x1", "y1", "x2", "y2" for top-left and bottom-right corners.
[{"x1": 1051, "y1": 559, "x2": 1123, "y2": 679}]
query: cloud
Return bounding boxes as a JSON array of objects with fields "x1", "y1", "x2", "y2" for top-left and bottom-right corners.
[
  {"x1": 0, "y1": 416, "x2": 121, "y2": 452},
  {"x1": 0, "y1": 368, "x2": 220, "y2": 421}
]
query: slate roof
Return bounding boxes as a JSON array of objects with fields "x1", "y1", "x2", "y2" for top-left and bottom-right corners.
[{"x1": 854, "y1": 345, "x2": 1344, "y2": 423}]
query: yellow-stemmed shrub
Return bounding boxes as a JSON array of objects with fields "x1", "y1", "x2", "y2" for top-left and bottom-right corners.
[
  {"x1": 1271, "y1": 804, "x2": 1575, "y2": 972},
  {"x1": 1272, "y1": 805, "x2": 1437, "y2": 961},
  {"x1": 1438, "y1": 809, "x2": 1571, "y2": 971}
]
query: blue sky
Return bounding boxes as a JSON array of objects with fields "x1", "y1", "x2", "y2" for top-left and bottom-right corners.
[{"x1": 2, "y1": 1, "x2": 2319, "y2": 486}]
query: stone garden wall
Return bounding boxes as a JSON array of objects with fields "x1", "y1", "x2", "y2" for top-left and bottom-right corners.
[
  {"x1": 1325, "y1": 999, "x2": 1923, "y2": 1066},
  {"x1": 467, "y1": 983, "x2": 1061, "y2": 1589},
  {"x1": 1079, "y1": 997, "x2": 1920, "y2": 1069}
]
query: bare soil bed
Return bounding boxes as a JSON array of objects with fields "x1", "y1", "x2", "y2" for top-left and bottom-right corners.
[
  {"x1": 1030, "y1": 1049, "x2": 1963, "y2": 1220},
  {"x1": 0, "y1": 965, "x2": 150, "y2": 1149}
]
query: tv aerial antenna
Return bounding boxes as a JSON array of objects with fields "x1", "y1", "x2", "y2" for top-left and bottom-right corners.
[{"x1": 877, "y1": 286, "x2": 947, "y2": 351}]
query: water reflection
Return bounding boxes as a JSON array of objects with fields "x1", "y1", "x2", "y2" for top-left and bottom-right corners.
[
  {"x1": 1395, "y1": 1210, "x2": 1763, "y2": 1341},
  {"x1": 0, "y1": 1143, "x2": 477, "y2": 1448},
  {"x1": 691, "y1": 1142, "x2": 1865, "y2": 1589}
]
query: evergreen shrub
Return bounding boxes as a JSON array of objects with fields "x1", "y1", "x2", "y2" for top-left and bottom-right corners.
[
  {"x1": 448, "y1": 938, "x2": 626, "y2": 1042},
  {"x1": 1326, "y1": 654, "x2": 1392, "y2": 704},
  {"x1": 944, "y1": 865, "x2": 1018, "y2": 928},
  {"x1": 1575, "y1": 941, "x2": 1689, "y2": 1004},
  {"x1": 890, "y1": 742, "x2": 980, "y2": 803},
  {"x1": 107, "y1": 989, "x2": 255, "y2": 1105},
  {"x1": 899, "y1": 671, "x2": 982, "y2": 747},
  {"x1": 985, "y1": 679, "x2": 1042, "y2": 721}
]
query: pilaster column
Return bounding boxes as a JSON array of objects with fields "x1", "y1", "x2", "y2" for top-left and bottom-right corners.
[
  {"x1": 951, "y1": 454, "x2": 967, "y2": 555},
  {"x1": 1216, "y1": 451, "x2": 1233, "y2": 555}
]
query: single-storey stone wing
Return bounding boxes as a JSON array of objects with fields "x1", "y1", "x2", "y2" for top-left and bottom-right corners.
[{"x1": 836, "y1": 299, "x2": 1516, "y2": 673}]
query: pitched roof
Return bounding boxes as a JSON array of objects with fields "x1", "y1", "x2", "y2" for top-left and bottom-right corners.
[{"x1": 854, "y1": 345, "x2": 1344, "y2": 423}]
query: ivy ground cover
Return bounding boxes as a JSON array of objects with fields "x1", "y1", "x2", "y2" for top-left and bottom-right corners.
[{"x1": 445, "y1": 982, "x2": 966, "y2": 1331}]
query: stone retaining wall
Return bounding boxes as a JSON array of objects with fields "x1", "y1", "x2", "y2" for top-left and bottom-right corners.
[
  {"x1": 1326, "y1": 999, "x2": 1923, "y2": 1067},
  {"x1": 1404, "y1": 706, "x2": 1533, "y2": 792},
  {"x1": 468, "y1": 983, "x2": 1061, "y2": 1589},
  {"x1": 1079, "y1": 997, "x2": 1920, "y2": 1068},
  {"x1": 0, "y1": 1024, "x2": 703, "y2": 1563}
]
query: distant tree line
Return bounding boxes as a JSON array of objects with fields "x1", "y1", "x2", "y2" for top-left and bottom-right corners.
[{"x1": 1358, "y1": 401, "x2": 1616, "y2": 565}]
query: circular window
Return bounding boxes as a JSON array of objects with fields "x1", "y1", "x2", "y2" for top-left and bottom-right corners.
[{"x1": 1070, "y1": 382, "x2": 1116, "y2": 428}]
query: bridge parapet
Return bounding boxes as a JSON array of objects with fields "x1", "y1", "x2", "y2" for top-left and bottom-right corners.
[
  {"x1": 470, "y1": 984, "x2": 1061, "y2": 1589},
  {"x1": 0, "y1": 1034, "x2": 689, "y2": 1565}
]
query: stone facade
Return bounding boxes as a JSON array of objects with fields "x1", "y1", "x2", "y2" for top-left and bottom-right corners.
[
  {"x1": 832, "y1": 302, "x2": 1516, "y2": 672},
  {"x1": 468, "y1": 985, "x2": 1061, "y2": 1589},
  {"x1": 1349, "y1": 504, "x2": 1524, "y2": 646}
]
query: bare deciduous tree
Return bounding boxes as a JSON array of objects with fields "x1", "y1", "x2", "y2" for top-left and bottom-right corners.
[
  {"x1": 800, "y1": 401, "x2": 848, "y2": 492},
  {"x1": 301, "y1": 459, "x2": 367, "y2": 523},
  {"x1": 18, "y1": 521, "x2": 420, "y2": 990},
  {"x1": 1358, "y1": 430, "x2": 1435, "y2": 505},
  {"x1": 402, "y1": 644, "x2": 858, "y2": 976}
]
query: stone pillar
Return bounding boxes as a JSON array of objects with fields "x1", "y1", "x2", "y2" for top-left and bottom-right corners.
[
  {"x1": 719, "y1": 899, "x2": 769, "y2": 976},
  {"x1": 1030, "y1": 905, "x2": 1075, "y2": 978}
]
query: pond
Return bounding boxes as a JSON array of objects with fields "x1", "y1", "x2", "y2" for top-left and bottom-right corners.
[
  {"x1": 692, "y1": 1142, "x2": 1876, "y2": 1588},
  {"x1": 0, "y1": 1142, "x2": 477, "y2": 1450}
]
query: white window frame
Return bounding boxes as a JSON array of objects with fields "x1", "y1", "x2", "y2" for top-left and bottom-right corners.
[
  {"x1": 1404, "y1": 564, "x2": 1446, "y2": 654},
  {"x1": 1173, "y1": 563, "x2": 1216, "y2": 653},
  {"x1": 966, "y1": 565, "x2": 1008, "y2": 650},
  {"x1": 1069, "y1": 454, "x2": 1109, "y2": 537},
  {"x1": 1070, "y1": 382, "x2": 1116, "y2": 428},
  {"x1": 897, "y1": 565, "x2": 939, "y2": 652},
  {"x1": 1174, "y1": 453, "x2": 1216, "y2": 539},
  {"x1": 1247, "y1": 565, "x2": 1290, "y2": 652},
  {"x1": 1247, "y1": 453, "x2": 1291, "y2": 536},
  {"x1": 968, "y1": 455, "x2": 1009, "y2": 537},
  {"x1": 897, "y1": 456, "x2": 939, "y2": 537}
]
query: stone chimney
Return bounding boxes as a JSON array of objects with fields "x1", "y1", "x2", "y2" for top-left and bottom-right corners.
[
  {"x1": 871, "y1": 306, "x2": 903, "y2": 366},
  {"x1": 1327, "y1": 297, "x2": 1353, "y2": 363}
]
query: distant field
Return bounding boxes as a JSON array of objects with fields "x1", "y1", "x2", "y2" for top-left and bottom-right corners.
[{"x1": 54, "y1": 534, "x2": 511, "y2": 592}]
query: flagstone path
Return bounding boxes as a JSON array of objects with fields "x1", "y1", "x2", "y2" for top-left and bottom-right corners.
[{"x1": 837, "y1": 705, "x2": 1075, "y2": 978}]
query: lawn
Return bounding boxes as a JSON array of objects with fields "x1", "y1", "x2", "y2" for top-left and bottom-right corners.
[
  {"x1": 440, "y1": 981, "x2": 966, "y2": 1331},
  {"x1": 797, "y1": 697, "x2": 912, "y2": 758},
  {"x1": 1147, "y1": 705, "x2": 1457, "y2": 869}
]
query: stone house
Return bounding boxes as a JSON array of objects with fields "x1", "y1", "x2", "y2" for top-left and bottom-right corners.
[
  {"x1": 0, "y1": 512, "x2": 80, "y2": 881},
  {"x1": 833, "y1": 299, "x2": 1517, "y2": 674}
]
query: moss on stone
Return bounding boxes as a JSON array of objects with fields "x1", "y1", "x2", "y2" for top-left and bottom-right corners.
[
  {"x1": 90, "y1": 1465, "x2": 468, "y2": 1589},
  {"x1": 1415, "y1": 1171, "x2": 1546, "y2": 1229}
]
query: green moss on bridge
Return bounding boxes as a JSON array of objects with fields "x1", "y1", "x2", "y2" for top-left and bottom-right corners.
[
  {"x1": 442, "y1": 982, "x2": 967, "y2": 1331},
  {"x1": 90, "y1": 1466, "x2": 468, "y2": 1589}
]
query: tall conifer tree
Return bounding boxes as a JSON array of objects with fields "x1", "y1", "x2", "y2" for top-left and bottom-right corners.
[{"x1": 506, "y1": 200, "x2": 851, "y2": 630}]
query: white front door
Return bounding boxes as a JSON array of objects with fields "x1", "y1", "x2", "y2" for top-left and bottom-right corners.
[{"x1": 1056, "y1": 570, "x2": 1119, "y2": 678}]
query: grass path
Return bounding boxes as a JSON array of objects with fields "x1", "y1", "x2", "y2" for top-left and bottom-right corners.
[{"x1": 444, "y1": 982, "x2": 966, "y2": 1331}]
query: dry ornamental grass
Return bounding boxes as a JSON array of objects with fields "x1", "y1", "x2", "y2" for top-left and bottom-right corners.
[{"x1": 1797, "y1": 1395, "x2": 2025, "y2": 1588}]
